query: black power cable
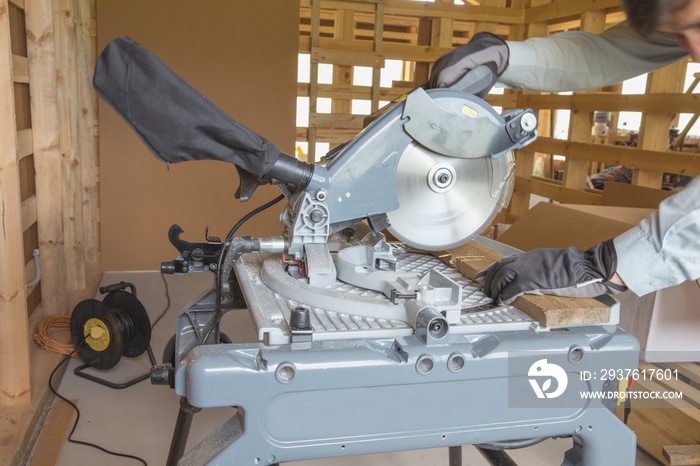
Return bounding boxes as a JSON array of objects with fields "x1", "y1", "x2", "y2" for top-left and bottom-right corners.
[
  {"x1": 199, "y1": 193, "x2": 287, "y2": 346},
  {"x1": 150, "y1": 272, "x2": 172, "y2": 330},
  {"x1": 48, "y1": 343, "x2": 148, "y2": 465}
]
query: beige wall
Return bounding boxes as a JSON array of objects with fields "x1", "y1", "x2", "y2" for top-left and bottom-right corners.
[{"x1": 97, "y1": 0, "x2": 299, "y2": 270}]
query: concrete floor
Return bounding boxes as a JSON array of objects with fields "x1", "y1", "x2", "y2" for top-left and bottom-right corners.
[{"x1": 46, "y1": 270, "x2": 661, "y2": 465}]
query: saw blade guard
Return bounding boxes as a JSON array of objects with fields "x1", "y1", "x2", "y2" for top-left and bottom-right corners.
[{"x1": 384, "y1": 90, "x2": 523, "y2": 251}]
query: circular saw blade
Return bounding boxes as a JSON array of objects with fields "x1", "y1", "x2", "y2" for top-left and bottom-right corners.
[{"x1": 386, "y1": 142, "x2": 514, "y2": 251}]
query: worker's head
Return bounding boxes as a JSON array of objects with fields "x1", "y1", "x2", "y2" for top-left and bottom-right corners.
[{"x1": 623, "y1": 0, "x2": 700, "y2": 59}]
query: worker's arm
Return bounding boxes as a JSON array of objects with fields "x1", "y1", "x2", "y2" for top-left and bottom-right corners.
[
  {"x1": 614, "y1": 177, "x2": 700, "y2": 296},
  {"x1": 479, "y1": 179, "x2": 700, "y2": 303},
  {"x1": 500, "y1": 21, "x2": 687, "y2": 92}
]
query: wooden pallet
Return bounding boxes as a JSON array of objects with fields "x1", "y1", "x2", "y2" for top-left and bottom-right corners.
[{"x1": 616, "y1": 362, "x2": 700, "y2": 465}]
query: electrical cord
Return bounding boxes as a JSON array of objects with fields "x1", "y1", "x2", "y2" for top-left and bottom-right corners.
[
  {"x1": 149, "y1": 272, "x2": 171, "y2": 330},
  {"x1": 33, "y1": 315, "x2": 79, "y2": 357},
  {"x1": 200, "y1": 193, "x2": 287, "y2": 346},
  {"x1": 48, "y1": 342, "x2": 148, "y2": 465}
]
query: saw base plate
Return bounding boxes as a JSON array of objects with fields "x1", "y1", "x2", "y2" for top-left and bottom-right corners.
[{"x1": 235, "y1": 245, "x2": 537, "y2": 345}]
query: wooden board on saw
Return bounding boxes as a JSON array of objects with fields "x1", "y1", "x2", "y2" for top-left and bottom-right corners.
[{"x1": 433, "y1": 241, "x2": 611, "y2": 327}]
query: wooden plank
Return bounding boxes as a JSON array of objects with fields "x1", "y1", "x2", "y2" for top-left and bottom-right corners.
[
  {"x1": 307, "y1": 0, "x2": 321, "y2": 162},
  {"x1": 311, "y1": 46, "x2": 385, "y2": 68},
  {"x1": 8, "y1": 0, "x2": 23, "y2": 9},
  {"x1": 616, "y1": 377, "x2": 700, "y2": 464},
  {"x1": 664, "y1": 445, "x2": 700, "y2": 466},
  {"x1": 0, "y1": 0, "x2": 31, "y2": 406},
  {"x1": 381, "y1": 0, "x2": 524, "y2": 23},
  {"x1": 299, "y1": 36, "x2": 453, "y2": 63},
  {"x1": 298, "y1": 81, "x2": 413, "y2": 100},
  {"x1": 331, "y1": 8, "x2": 354, "y2": 116},
  {"x1": 525, "y1": 0, "x2": 620, "y2": 23},
  {"x1": 20, "y1": 194, "x2": 36, "y2": 232},
  {"x1": 639, "y1": 362, "x2": 700, "y2": 409},
  {"x1": 484, "y1": 93, "x2": 519, "y2": 109},
  {"x1": 529, "y1": 137, "x2": 700, "y2": 176},
  {"x1": 506, "y1": 0, "x2": 548, "y2": 219},
  {"x1": 634, "y1": 60, "x2": 687, "y2": 188},
  {"x1": 665, "y1": 363, "x2": 700, "y2": 390},
  {"x1": 30, "y1": 400, "x2": 78, "y2": 466},
  {"x1": 26, "y1": 0, "x2": 69, "y2": 316},
  {"x1": 434, "y1": 241, "x2": 611, "y2": 327},
  {"x1": 516, "y1": 93, "x2": 700, "y2": 114},
  {"x1": 11, "y1": 52, "x2": 27, "y2": 82},
  {"x1": 54, "y1": 0, "x2": 86, "y2": 289},
  {"x1": 302, "y1": 0, "x2": 525, "y2": 23},
  {"x1": 473, "y1": 0, "x2": 502, "y2": 35},
  {"x1": 310, "y1": 113, "x2": 365, "y2": 129},
  {"x1": 297, "y1": 127, "x2": 360, "y2": 144},
  {"x1": 74, "y1": 0, "x2": 99, "y2": 273},
  {"x1": 16, "y1": 127, "x2": 32, "y2": 159},
  {"x1": 370, "y1": 2, "x2": 384, "y2": 113},
  {"x1": 563, "y1": 9, "x2": 605, "y2": 191}
]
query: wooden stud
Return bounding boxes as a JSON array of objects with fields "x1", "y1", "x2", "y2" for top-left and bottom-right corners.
[
  {"x1": 617, "y1": 377, "x2": 700, "y2": 464},
  {"x1": 0, "y1": 0, "x2": 31, "y2": 406},
  {"x1": 25, "y1": 0, "x2": 68, "y2": 317},
  {"x1": 20, "y1": 194, "x2": 36, "y2": 232},
  {"x1": 516, "y1": 92, "x2": 700, "y2": 114},
  {"x1": 634, "y1": 60, "x2": 687, "y2": 188},
  {"x1": 525, "y1": 0, "x2": 620, "y2": 23},
  {"x1": 508, "y1": 0, "x2": 549, "y2": 219},
  {"x1": 297, "y1": 82, "x2": 414, "y2": 101},
  {"x1": 330, "y1": 8, "x2": 355, "y2": 116},
  {"x1": 473, "y1": 0, "x2": 502, "y2": 35},
  {"x1": 529, "y1": 137, "x2": 700, "y2": 177},
  {"x1": 563, "y1": 9, "x2": 605, "y2": 191},
  {"x1": 433, "y1": 241, "x2": 611, "y2": 327},
  {"x1": 16, "y1": 127, "x2": 32, "y2": 159},
  {"x1": 54, "y1": 0, "x2": 87, "y2": 289},
  {"x1": 370, "y1": 2, "x2": 383, "y2": 113},
  {"x1": 11, "y1": 52, "x2": 27, "y2": 82},
  {"x1": 307, "y1": 0, "x2": 321, "y2": 162},
  {"x1": 74, "y1": 0, "x2": 98, "y2": 270}
]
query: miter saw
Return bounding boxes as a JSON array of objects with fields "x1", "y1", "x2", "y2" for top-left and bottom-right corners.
[{"x1": 94, "y1": 37, "x2": 640, "y2": 466}]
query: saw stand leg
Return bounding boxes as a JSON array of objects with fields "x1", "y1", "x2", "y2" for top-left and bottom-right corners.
[
  {"x1": 166, "y1": 399, "x2": 281, "y2": 466},
  {"x1": 450, "y1": 446, "x2": 517, "y2": 466},
  {"x1": 166, "y1": 397, "x2": 201, "y2": 466}
]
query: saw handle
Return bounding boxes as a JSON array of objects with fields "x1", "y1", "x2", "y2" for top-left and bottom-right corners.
[{"x1": 436, "y1": 63, "x2": 499, "y2": 98}]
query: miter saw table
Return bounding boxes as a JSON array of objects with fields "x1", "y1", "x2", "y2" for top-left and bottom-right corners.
[
  {"x1": 92, "y1": 37, "x2": 640, "y2": 466},
  {"x1": 160, "y1": 235, "x2": 638, "y2": 466}
]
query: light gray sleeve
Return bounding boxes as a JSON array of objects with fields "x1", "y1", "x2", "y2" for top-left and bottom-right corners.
[
  {"x1": 498, "y1": 21, "x2": 687, "y2": 92},
  {"x1": 613, "y1": 177, "x2": 700, "y2": 296}
]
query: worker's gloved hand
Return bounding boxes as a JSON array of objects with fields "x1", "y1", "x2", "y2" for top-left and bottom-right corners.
[
  {"x1": 428, "y1": 32, "x2": 509, "y2": 96},
  {"x1": 476, "y1": 239, "x2": 627, "y2": 304}
]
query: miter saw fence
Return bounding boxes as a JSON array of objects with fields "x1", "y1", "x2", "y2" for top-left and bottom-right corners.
[{"x1": 93, "y1": 38, "x2": 640, "y2": 466}]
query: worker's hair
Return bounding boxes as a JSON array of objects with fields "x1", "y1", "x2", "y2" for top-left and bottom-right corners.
[{"x1": 622, "y1": 0, "x2": 691, "y2": 36}]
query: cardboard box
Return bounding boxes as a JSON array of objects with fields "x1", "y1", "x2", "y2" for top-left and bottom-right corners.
[
  {"x1": 602, "y1": 181, "x2": 675, "y2": 208},
  {"x1": 497, "y1": 202, "x2": 700, "y2": 362}
]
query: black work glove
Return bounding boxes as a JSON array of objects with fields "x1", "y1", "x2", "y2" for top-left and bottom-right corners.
[
  {"x1": 429, "y1": 32, "x2": 509, "y2": 97},
  {"x1": 476, "y1": 239, "x2": 627, "y2": 304}
]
